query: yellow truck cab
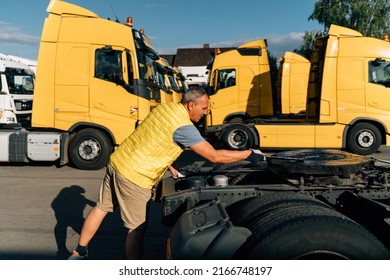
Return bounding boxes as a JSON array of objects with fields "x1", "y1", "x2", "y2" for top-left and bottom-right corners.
[
  {"x1": 155, "y1": 57, "x2": 186, "y2": 104},
  {"x1": 206, "y1": 42, "x2": 310, "y2": 124},
  {"x1": 155, "y1": 58, "x2": 175, "y2": 104},
  {"x1": 32, "y1": 0, "x2": 160, "y2": 169},
  {"x1": 166, "y1": 65, "x2": 185, "y2": 103},
  {"x1": 174, "y1": 67, "x2": 189, "y2": 97},
  {"x1": 277, "y1": 51, "x2": 310, "y2": 114},
  {"x1": 206, "y1": 39, "x2": 273, "y2": 127},
  {"x1": 210, "y1": 25, "x2": 390, "y2": 155}
]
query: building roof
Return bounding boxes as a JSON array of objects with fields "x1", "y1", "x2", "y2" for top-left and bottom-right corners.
[
  {"x1": 160, "y1": 54, "x2": 175, "y2": 66},
  {"x1": 160, "y1": 44, "x2": 235, "y2": 67}
]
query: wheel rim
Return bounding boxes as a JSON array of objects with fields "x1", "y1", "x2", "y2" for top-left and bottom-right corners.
[
  {"x1": 228, "y1": 129, "x2": 248, "y2": 149},
  {"x1": 78, "y1": 139, "x2": 101, "y2": 160},
  {"x1": 357, "y1": 130, "x2": 374, "y2": 148}
]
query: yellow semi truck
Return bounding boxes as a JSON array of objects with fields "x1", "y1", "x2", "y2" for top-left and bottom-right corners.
[
  {"x1": 0, "y1": 0, "x2": 161, "y2": 169},
  {"x1": 155, "y1": 57, "x2": 184, "y2": 104},
  {"x1": 206, "y1": 42, "x2": 310, "y2": 123},
  {"x1": 166, "y1": 65, "x2": 186, "y2": 103},
  {"x1": 206, "y1": 39, "x2": 274, "y2": 127},
  {"x1": 207, "y1": 25, "x2": 390, "y2": 155}
]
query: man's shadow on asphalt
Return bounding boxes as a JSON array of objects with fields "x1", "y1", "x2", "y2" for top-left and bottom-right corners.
[
  {"x1": 51, "y1": 185, "x2": 94, "y2": 258},
  {"x1": 51, "y1": 185, "x2": 127, "y2": 259}
]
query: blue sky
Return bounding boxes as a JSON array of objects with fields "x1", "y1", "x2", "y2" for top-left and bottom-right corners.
[{"x1": 0, "y1": 0, "x2": 323, "y2": 60}]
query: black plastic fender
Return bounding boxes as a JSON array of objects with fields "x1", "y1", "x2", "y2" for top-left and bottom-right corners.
[{"x1": 169, "y1": 199, "x2": 251, "y2": 260}]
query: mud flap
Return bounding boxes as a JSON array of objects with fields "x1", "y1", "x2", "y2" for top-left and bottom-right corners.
[{"x1": 169, "y1": 199, "x2": 251, "y2": 259}]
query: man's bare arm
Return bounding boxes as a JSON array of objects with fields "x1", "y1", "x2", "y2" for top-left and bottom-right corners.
[{"x1": 189, "y1": 140, "x2": 252, "y2": 164}]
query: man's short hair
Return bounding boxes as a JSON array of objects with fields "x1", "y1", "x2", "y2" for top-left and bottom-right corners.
[{"x1": 181, "y1": 87, "x2": 208, "y2": 105}]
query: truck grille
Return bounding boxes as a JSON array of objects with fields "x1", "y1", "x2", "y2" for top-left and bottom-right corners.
[{"x1": 14, "y1": 100, "x2": 33, "y2": 111}]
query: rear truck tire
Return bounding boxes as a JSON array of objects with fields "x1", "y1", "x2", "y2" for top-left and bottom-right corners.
[
  {"x1": 227, "y1": 192, "x2": 331, "y2": 227},
  {"x1": 347, "y1": 123, "x2": 382, "y2": 155},
  {"x1": 267, "y1": 149, "x2": 371, "y2": 177},
  {"x1": 233, "y1": 204, "x2": 390, "y2": 260},
  {"x1": 221, "y1": 124, "x2": 254, "y2": 150},
  {"x1": 69, "y1": 128, "x2": 112, "y2": 170}
]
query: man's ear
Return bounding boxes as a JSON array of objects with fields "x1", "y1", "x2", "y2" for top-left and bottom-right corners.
[{"x1": 187, "y1": 101, "x2": 195, "y2": 111}]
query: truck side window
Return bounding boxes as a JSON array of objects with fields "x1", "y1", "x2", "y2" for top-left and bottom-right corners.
[
  {"x1": 369, "y1": 59, "x2": 390, "y2": 87},
  {"x1": 95, "y1": 49, "x2": 123, "y2": 83},
  {"x1": 217, "y1": 69, "x2": 236, "y2": 90}
]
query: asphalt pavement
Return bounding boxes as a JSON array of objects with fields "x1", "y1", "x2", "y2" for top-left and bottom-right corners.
[
  {"x1": 0, "y1": 147, "x2": 389, "y2": 260},
  {"x1": 0, "y1": 163, "x2": 172, "y2": 260}
]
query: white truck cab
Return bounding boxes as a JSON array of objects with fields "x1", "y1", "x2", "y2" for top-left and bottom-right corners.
[{"x1": 0, "y1": 54, "x2": 34, "y2": 127}]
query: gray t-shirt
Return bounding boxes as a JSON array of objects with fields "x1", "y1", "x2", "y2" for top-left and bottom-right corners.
[{"x1": 173, "y1": 125, "x2": 205, "y2": 148}]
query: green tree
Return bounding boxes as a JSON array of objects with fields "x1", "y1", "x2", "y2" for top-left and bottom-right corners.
[
  {"x1": 294, "y1": 30, "x2": 325, "y2": 60},
  {"x1": 309, "y1": 0, "x2": 390, "y2": 37},
  {"x1": 295, "y1": 0, "x2": 390, "y2": 59}
]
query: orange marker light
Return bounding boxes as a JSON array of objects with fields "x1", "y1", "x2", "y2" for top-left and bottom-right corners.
[{"x1": 126, "y1": 17, "x2": 133, "y2": 26}]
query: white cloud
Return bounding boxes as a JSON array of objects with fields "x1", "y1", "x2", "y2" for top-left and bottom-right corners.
[
  {"x1": 266, "y1": 32, "x2": 305, "y2": 58},
  {"x1": 0, "y1": 21, "x2": 40, "y2": 45}
]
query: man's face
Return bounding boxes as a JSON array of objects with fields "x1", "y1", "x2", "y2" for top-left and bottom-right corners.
[{"x1": 188, "y1": 95, "x2": 209, "y2": 122}]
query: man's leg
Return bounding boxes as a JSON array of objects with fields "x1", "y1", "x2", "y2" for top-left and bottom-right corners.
[
  {"x1": 125, "y1": 227, "x2": 145, "y2": 259},
  {"x1": 78, "y1": 206, "x2": 108, "y2": 246},
  {"x1": 69, "y1": 206, "x2": 108, "y2": 259}
]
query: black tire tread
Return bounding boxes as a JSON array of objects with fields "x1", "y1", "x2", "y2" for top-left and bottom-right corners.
[
  {"x1": 227, "y1": 192, "x2": 331, "y2": 227},
  {"x1": 234, "y1": 204, "x2": 390, "y2": 259}
]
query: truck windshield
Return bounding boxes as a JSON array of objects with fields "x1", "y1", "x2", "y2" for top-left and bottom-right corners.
[
  {"x1": 156, "y1": 64, "x2": 169, "y2": 92},
  {"x1": 5, "y1": 68, "x2": 34, "y2": 95},
  {"x1": 177, "y1": 73, "x2": 189, "y2": 93},
  {"x1": 167, "y1": 72, "x2": 180, "y2": 92},
  {"x1": 137, "y1": 50, "x2": 158, "y2": 87}
]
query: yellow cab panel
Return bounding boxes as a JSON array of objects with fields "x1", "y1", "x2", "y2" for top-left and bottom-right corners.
[
  {"x1": 278, "y1": 52, "x2": 310, "y2": 114},
  {"x1": 206, "y1": 40, "x2": 272, "y2": 126}
]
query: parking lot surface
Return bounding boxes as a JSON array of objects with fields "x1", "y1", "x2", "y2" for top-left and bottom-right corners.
[
  {"x1": 0, "y1": 147, "x2": 389, "y2": 260},
  {"x1": 0, "y1": 162, "x2": 172, "y2": 260}
]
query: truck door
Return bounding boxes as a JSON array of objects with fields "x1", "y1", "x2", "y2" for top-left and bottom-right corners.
[
  {"x1": 207, "y1": 68, "x2": 239, "y2": 125},
  {"x1": 89, "y1": 46, "x2": 142, "y2": 144}
]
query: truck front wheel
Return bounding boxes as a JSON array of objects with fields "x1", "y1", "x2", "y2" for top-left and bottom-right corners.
[
  {"x1": 347, "y1": 123, "x2": 382, "y2": 155},
  {"x1": 221, "y1": 124, "x2": 254, "y2": 150},
  {"x1": 69, "y1": 128, "x2": 112, "y2": 170}
]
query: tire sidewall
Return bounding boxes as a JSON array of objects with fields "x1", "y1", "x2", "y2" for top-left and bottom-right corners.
[
  {"x1": 235, "y1": 205, "x2": 390, "y2": 260},
  {"x1": 347, "y1": 123, "x2": 381, "y2": 155},
  {"x1": 221, "y1": 124, "x2": 254, "y2": 150},
  {"x1": 69, "y1": 129, "x2": 112, "y2": 170}
]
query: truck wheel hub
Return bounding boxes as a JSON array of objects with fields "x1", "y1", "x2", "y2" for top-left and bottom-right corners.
[
  {"x1": 229, "y1": 130, "x2": 246, "y2": 145},
  {"x1": 358, "y1": 131, "x2": 374, "y2": 147},
  {"x1": 79, "y1": 139, "x2": 100, "y2": 160}
]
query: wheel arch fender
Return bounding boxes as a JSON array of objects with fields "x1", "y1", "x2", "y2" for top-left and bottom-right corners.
[
  {"x1": 223, "y1": 112, "x2": 251, "y2": 124},
  {"x1": 248, "y1": 124, "x2": 259, "y2": 146},
  {"x1": 68, "y1": 122, "x2": 117, "y2": 147}
]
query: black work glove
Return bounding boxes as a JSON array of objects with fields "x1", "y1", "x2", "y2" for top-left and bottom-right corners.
[{"x1": 246, "y1": 149, "x2": 266, "y2": 164}]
